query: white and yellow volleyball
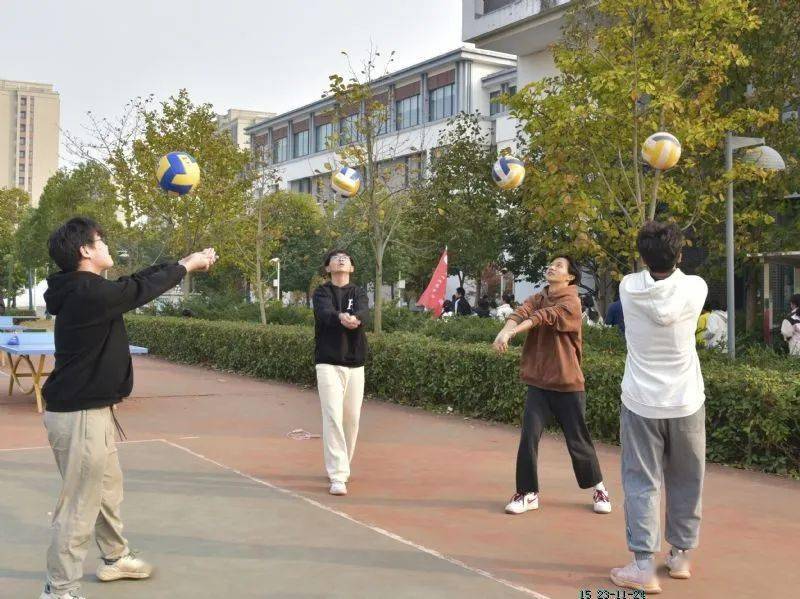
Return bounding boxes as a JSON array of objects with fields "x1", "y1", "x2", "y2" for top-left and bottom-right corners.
[
  {"x1": 492, "y1": 155, "x2": 526, "y2": 190},
  {"x1": 157, "y1": 152, "x2": 201, "y2": 196},
  {"x1": 641, "y1": 132, "x2": 681, "y2": 171},
  {"x1": 331, "y1": 166, "x2": 361, "y2": 197}
]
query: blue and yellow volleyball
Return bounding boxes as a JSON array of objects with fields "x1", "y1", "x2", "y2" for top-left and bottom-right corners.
[
  {"x1": 641, "y1": 132, "x2": 681, "y2": 170},
  {"x1": 331, "y1": 166, "x2": 361, "y2": 197},
  {"x1": 492, "y1": 155, "x2": 526, "y2": 190},
  {"x1": 157, "y1": 152, "x2": 201, "y2": 196}
]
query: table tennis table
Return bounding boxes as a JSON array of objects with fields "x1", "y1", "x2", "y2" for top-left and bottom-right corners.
[{"x1": 0, "y1": 332, "x2": 147, "y2": 413}]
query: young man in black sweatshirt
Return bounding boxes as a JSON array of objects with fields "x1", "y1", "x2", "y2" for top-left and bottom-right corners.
[
  {"x1": 40, "y1": 217, "x2": 216, "y2": 599},
  {"x1": 312, "y1": 249, "x2": 369, "y2": 496}
]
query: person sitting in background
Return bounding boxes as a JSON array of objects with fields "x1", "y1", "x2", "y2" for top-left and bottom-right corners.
[
  {"x1": 581, "y1": 295, "x2": 604, "y2": 327},
  {"x1": 453, "y1": 287, "x2": 472, "y2": 316},
  {"x1": 605, "y1": 291, "x2": 625, "y2": 334},
  {"x1": 781, "y1": 294, "x2": 800, "y2": 356},
  {"x1": 475, "y1": 295, "x2": 492, "y2": 318},
  {"x1": 697, "y1": 301, "x2": 727, "y2": 350},
  {"x1": 441, "y1": 300, "x2": 454, "y2": 319},
  {"x1": 0, "y1": 297, "x2": 5, "y2": 315},
  {"x1": 695, "y1": 302, "x2": 711, "y2": 348},
  {"x1": 495, "y1": 292, "x2": 515, "y2": 320}
]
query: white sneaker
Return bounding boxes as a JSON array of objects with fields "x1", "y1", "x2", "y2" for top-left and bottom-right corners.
[
  {"x1": 665, "y1": 549, "x2": 691, "y2": 579},
  {"x1": 504, "y1": 492, "x2": 538, "y2": 514},
  {"x1": 329, "y1": 481, "x2": 347, "y2": 496},
  {"x1": 593, "y1": 488, "x2": 612, "y2": 514},
  {"x1": 609, "y1": 561, "x2": 662, "y2": 594},
  {"x1": 96, "y1": 552, "x2": 153, "y2": 582},
  {"x1": 40, "y1": 585, "x2": 86, "y2": 599}
]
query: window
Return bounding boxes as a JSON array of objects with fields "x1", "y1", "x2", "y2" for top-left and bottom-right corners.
[
  {"x1": 19, "y1": 150, "x2": 25, "y2": 158},
  {"x1": 19, "y1": 124, "x2": 26, "y2": 132},
  {"x1": 489, "y1": 91, "x2": 503, "y2": 116},
  {"x1": 292, "y1": 129, "x2": 309, "y2": 158},
  {"x1": 272, "y1": 137, "x2": 288, "y2": 162},
  {"x1": 19, "y1": 163, "x2": 25, "y2": 171},
  {"x1": 19, "y1": 177, "x2": 25, "y2": 186},
  {"x1": 19, "y1": 137, "x2": 25, "y2": 146},
  {"x1": 429, "y1": 84, "x2": 455, "y2": 122},
  {"x1": 490, "y1": 84, "x2": 516, "y2": 116},
  {"x1": 291, "y1": 178, "x2": 312, "y2": 194},
  {"x1": 20, "y1": 111, "x2": 27, "y2": 119},
  {"x1": 20, "y1": 97, "x2": 26, "y2": 106},
  {"x1": 396, "y1": 95, "x2": 420, "y2": 130},
  {"x1": 315, "y1": 122, "x2": 333, "y2": 152},
  {"x1": 339, "y1": 114, "x2": 360, "y2": 145}
]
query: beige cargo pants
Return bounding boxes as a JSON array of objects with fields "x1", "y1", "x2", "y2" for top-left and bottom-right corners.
[{"x1": 44, "y1": 407, "x2": 129, "y2": 594}]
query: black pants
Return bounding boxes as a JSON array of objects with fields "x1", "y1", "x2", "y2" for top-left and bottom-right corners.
[{"x1": 516, "y1": 386, "x2": 603, "y2": 493}]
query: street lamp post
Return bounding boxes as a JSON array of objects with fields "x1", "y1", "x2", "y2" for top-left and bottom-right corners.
[
  {"x1": 724, "y1": 132, "x2": 785, "y2": 360},
  {"x1": 270, "y1": 257, "x2": 280, "y2": 303}
]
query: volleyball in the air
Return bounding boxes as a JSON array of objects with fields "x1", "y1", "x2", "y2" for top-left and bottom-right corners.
[
  {"x1": 157, "y1": 152, "x2": 201, "y2": 196},
  {"x1": 492, "y1": 155, "x2": 526, "y2": 190},
  {"x1": 641, "y1": 132, "x2": 681, "y2": 171},
  {"x1": 331, "y1": 166, "x2": 361, "y2": 197}
]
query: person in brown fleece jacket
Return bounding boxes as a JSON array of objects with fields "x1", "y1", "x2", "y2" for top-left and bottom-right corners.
[{"x1": 493, "y1": 255, "x2": 611, "y2": 516}]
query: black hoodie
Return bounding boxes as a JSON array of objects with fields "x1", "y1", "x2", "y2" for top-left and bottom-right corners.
[
  {"x1": 312, "y1": 281, "x2": 369, "y2": 367},
  {"x1": 42, "y1": 263, "x2": 186, "y2": 412}
]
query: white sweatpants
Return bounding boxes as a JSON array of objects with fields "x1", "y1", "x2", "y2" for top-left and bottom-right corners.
[{"x1": 315, "y1": 364, "x2": 365, "y2": 483}]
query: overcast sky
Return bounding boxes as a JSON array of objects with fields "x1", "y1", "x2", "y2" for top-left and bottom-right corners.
[{"x1": 2, "y1": 0, "x2": 464, "y2": 165}]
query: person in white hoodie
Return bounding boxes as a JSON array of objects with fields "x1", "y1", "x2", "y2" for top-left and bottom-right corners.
[
  {"x1": 780, "y1": 294, "x2": 800, "y2": 356},
  {"x1": 610, "y1": 222, "x2": 708, "y2": 594}
]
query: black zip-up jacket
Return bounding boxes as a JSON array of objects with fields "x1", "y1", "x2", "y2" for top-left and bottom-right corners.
[
  {"x1": 312, "y1": 281, "x2": 369, "y2": 367},
  {"x1": 42, "y1": 263, "x2": 187, "y2": 412}
]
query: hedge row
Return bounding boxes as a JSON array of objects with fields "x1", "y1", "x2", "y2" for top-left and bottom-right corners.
[{"x1": 125, "y1": 316, "x2": 799, "y2": 477}]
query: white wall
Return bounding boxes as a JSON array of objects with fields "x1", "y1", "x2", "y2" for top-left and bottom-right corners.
[{"x1": 516, "y1": 48, "x2": 559, "y2": 86}]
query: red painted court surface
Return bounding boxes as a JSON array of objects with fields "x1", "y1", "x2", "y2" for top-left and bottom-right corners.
[{"x1": 1, "y1": 356, "x2": 798, "y2": 598}]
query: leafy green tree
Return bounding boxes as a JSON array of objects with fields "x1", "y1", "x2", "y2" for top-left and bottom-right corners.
[
  {"x1": 67, "y1": 90, "x2": 254, "y2": 298},
  {"x1": 324, "y1": 48, "x2": 425, "y2": 332},
  {"x1": 508, "y1": 0, "x2": 774, "y2": 279},
  {"x1": 0, "y1": 187, "x2": 30, "y2": 304},
  {"x1": 408, "y1": 111, "x2": 506, "y2": 290}
]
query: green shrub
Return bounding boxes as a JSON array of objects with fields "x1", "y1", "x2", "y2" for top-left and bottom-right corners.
[
  {"x1": 125, "y1": 315, "x2": 799, "y2": 477},
  {"x1": 4, "y1": 308, "x2": 36, "y2": 316}
]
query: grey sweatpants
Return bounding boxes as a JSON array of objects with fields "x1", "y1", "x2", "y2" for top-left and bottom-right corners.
[
  {"x1": 620, "y1": 403, "x2": 705, "y2": 555},
  {"x1": 44, "y1": 407, "x2": 129, "y2": 593}
]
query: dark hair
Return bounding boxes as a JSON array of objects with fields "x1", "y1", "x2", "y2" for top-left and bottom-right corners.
[
  {"x1": 456, "y1": 287, "x2": 466, "y2": 297},
  {"x1": 502, "y1": 292, "x2": 514, "y2": 305},
  {"x1": 637, "y1": 221, "x2": 684, "y2": 272},
  {"x1": 552, "y1": 255, "x2": 580, "y2": 286},
  {"x1": 323, "y1": 249, "x2": 354, "y2": 268},
  {"x1": 48, "y1": 217, "x2": 105, "y2": 272},
  {"x1": 790, "y1": 294, "x2": 800, "y2": 310}
]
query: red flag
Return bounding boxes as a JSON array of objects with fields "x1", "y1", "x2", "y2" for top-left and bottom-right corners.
[{"x1": 417, "y1": 249, "x2": 448, "y2": 317}]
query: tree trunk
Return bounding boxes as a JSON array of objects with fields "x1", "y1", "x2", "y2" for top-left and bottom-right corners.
[
  {"x1": 182, "y1": 271, "x2": 192, "y2": 301},
  {"x1": 374, "y1": 249, "x2": 383, "y2": 333},
  {"x1": 745, "y1": 264, "x2": 758, "y2": 334},
  {"x1": 255, "y1": 247, "x2": 267, "y2": 326}
]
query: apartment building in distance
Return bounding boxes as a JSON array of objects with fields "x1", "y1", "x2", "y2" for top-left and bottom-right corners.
[
  {"x1": 246, "y1": 45, "x2": 517, "y2": 202},
  {"x1": 217, "y1": 108, "x2": 274, "y2": 150},
  {"x1": 0, "y1": 79, "x2": 60, "y2": 207}
]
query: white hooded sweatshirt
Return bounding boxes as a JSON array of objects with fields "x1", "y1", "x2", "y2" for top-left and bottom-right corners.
[{"x1": 620, "y1": 269, "x2": 708, "y2": 419}]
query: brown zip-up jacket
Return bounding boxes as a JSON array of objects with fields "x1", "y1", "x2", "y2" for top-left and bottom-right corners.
[{"x1": 507, "y1": 284, "x2": 584, "y2": 392}]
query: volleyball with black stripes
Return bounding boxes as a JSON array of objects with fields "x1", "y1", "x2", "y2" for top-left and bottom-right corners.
[
  {"x1": 157, "y1": 152, "x2": 201, "y2": 196},
  {"x1": 331, "y1": 166, "x2": 361, "y2": 197},
  {"x1": 641, "y1": 132, "x2": 681, "y2": 170},
  {"x1": 492, "y1": 155, "x2": 526, "y2": 190}
]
